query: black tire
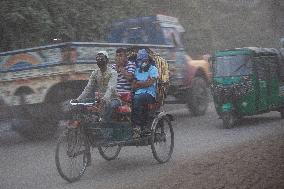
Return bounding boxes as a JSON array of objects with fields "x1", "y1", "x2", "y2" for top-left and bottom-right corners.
[
  {"x1": 221, "y1": 112, "x2": 236, "y2": 129},
  {"x1": 11, "y1": 118, "x2": 57, "y2": 140},
  {"x1": 11, "y1": 105, "x2": 58, "y2": 140},
  {"x1": 11, "y1": 84, "x2": 84, "y2": 140},
  {"x1": 151, "y1": 116, "x2": 174, "y2": 163},
  {"x1": 98, "y1": 145, "x2": 122, "y2": 161},
  {"x1": 55, "y1": 128, "x2": 90, "y2": 183},
  {"x1": 187, "y1": 76, "x2": 209, "y2": 116}
]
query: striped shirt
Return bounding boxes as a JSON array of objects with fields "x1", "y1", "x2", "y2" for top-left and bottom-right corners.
[{"x1": 111, "y1": 61, "x2": 136, "y2": 92}]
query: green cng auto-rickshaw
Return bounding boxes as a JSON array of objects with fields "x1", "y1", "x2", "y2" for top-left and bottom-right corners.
[{"x1": 211, "y1": 47, "x2": 284, "y2": 128}]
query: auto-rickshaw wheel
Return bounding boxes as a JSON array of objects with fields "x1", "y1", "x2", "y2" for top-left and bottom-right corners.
[
  {"x1": 280, "y1": 108, "x2": 284, "y2": 119},
  {"x1": 221, "y1": 112, "x2": 236, "y2": 129}
]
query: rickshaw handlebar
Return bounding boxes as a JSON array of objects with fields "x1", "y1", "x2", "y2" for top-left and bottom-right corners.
[{"x1": 70, "y1": 99, "x2": 98, "y2": 106}]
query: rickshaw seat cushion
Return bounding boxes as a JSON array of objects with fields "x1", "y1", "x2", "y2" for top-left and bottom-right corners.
[
  {"x1": 118, "y1": 92, "x2": 132, "y2": 103},
  {"x1": 114, "y1": 105, "x2": 131, "y2": 113}
]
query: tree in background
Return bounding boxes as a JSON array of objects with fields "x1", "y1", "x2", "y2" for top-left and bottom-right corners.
[
  {"x1": 0, "y1": 0, "x2": 283, "y2": 56},
  {"x1": 0, "y1": 0, "x2": 150, "y2": 51}
]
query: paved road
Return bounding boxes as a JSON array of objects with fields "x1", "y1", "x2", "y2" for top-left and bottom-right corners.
[{"x1": 0, "y1": 103, "x2": 283, "y2": 189}]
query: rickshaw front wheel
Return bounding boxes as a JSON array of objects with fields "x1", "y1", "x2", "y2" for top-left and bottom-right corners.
[
  {"x1": 221, "y1": 112, "x2": 236, "y2": 129},
  {"x1": 55, "y1": 128, "x2": 90, "y2": 183},
  {"x1": 98, "y1": 145, "x2": 122, "y2": 161}
]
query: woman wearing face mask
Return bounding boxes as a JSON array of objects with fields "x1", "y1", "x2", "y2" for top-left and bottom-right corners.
[{"x1": 131, "y1": 49, "x2": 159, "y2": 138}]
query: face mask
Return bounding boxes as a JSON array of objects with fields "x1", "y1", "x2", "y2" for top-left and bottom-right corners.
[
  {"x1": 139, "y1": 61, "x2": 150, "y2": 72},
  {"x1": 97, "y1": 61, "x2": 105, "y2": 68},
  {"x1": 141, "y1": 62, "x2": 147, "y2": 69}
]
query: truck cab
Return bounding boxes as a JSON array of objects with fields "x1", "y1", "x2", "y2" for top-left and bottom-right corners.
[{"x1": 107, "y1": 15, "x2": 184, "y2": 47}]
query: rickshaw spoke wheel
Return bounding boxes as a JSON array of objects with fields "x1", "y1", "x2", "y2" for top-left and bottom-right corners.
[
  {"x1": 151, "y1": 116, "x2": 174, "y2": 163},
  {"x1": 55, "y1": 128, "x2": 90, "y2": 183},
  {"x1": 98, "y1": 144, "x2": 121, "y2": 161}
]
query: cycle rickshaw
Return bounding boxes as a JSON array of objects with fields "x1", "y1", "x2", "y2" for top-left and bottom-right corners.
[{"x1": 55, "y1": 50, "x2": 174, "y2": 183}]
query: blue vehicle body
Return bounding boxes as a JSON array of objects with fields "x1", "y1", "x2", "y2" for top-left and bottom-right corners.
[{"x1": 107, "y1": 15, "x2": 185, "y2": 47}]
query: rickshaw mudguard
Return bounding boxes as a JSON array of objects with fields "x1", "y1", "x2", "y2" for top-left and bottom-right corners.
[
  {"x1": 157, "y1": 111, "x2": 174, "y2": 121},
  {"x1": 150, "y1": 111, "x2": 174, "y2": 130}
]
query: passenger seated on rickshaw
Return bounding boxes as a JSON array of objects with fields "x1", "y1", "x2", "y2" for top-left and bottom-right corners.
[
  {"x1": 111, "y1": 48, "x2": 136, "y2": 116},
  {"x1": 131, "y1": 49, "x2": 159, "y2": 138}
]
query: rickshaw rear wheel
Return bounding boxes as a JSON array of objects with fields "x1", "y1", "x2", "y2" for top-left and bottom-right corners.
[
  {"x1": 98, "y1": 145, "x2": 122, "y2": 161},
  {"x1": 151, "y1": 115, "x2": 174, "y2": 163},
  {"x1": 55, "y1": 128, "x2": 90, "y2": 183},
  {"x1": 221, "y1": 112, "x2": 236, "y2": 129}
]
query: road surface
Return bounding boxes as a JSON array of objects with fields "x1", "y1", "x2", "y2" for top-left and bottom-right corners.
[{"x1": 0, "y1": 103, "x2": 283, "y2": 189}]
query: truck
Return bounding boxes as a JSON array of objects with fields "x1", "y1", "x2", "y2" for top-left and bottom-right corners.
[{"x1": 0, "y1": 15, "x2": 211, "y2": 140}]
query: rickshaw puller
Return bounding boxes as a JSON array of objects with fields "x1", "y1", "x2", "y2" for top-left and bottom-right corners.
[{"x1": 77, "y1": 51, "x2": 118, "y2": 122}]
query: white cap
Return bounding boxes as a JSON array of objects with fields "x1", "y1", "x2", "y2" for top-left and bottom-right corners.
[{"x1": 97, "y1": 51, "x2": 109, "y2": 59}]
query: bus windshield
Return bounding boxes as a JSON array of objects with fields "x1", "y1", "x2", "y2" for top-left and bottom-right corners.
[{"x1": 214, "y1": 55, "x2": 252, "y2": 77}]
